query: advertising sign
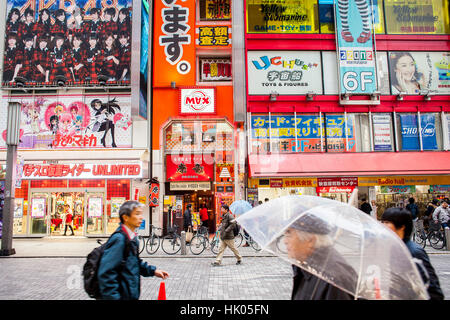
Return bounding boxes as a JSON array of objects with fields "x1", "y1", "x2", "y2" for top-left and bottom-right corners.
[
  {"x1": 179, "y1": 88, "x2": 216, "y2": 115},
  {"x1": 200, "y1": 58, "x2": 232, "y2": 81},
  {"x1": 31, "y1": 198, "x2": 46, "y2": 218},
  {"x1": 196, "y1": 26, "x2": 231, "y2": 47},
  {"x1": 429, "y1": 185, "x2": 450, "y2": 193},
  {"x1": 384, "y1": 0, "x2": 450, "y2": 34},
  {"x1": 317, "y1": 186, "x2": 355, "y2": 194},
  {"x1": 111, "y1": 197, "x2": 126, "y2": 218},
  {"x1": 246, "y1": 0, "x2": 318, "y2": 33},
  {"x1": 170, "y1": 182, "x2": 211, "y2": 191},
  {"x1": 166, "y1": 154, "x2": 214, "y2": 181},
  {"x1": 0, "y1": 94, "x2": 132, "y2": 149},
  {"x1": 3, "y1": 0, "x2": 133, "y2": 88},
  {"x1": 372, "y1": 114, "x2": 393, "y2": 151},
  {"x1": 88, "y1": 197, "x2": 103, "y2": 217},
  {"x1": 380, "y1": 185, "x2": 416, "y2": 194},
  {"x1": 400, "y1": 114, "x2": 438, "y2": 151},
  {"x1": 334, "y1": 0, "x2": 377, "y2": 95},
  {"x1": 247, "y1": 51, "x2": 322, "y2": 95},
  {"x1": 359, "y1": 176, "x2": 450, "y2": 186},
  {"x1": 204, "y1": 0, "x2": 231, "y2": 20},
  {"x1": 153, "y1": 0, "x2": 195, "y2": 86},
  {"x1": 317, "y1": 177, "x2": 358, "y2": 187},
  {"x1": 250, "y1": 114, "x2": 356, "y2": 153},
  {"x1": 388, "y1": 52, "x2": 450, "y2": 95}
]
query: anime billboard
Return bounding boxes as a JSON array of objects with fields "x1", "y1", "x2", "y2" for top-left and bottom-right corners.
[
  {"x1": 0, "y1": 94, "x2": 132, "y2": 149},
  {"x1": 3, "y1": 0, "x2": 132, "y2": 88}
]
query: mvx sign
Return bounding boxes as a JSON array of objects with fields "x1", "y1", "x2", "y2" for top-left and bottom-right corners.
[{"x1": 179, "y1": 87, "x2": 216, "y2": 115}]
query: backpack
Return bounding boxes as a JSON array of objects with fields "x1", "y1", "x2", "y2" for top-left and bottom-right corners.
[
  {"x1": 233, "y1": 222, "x2": 241, "y2": 237},
  {"x1": 82, "y1": 230, "x2": 132, "y2": 299}
]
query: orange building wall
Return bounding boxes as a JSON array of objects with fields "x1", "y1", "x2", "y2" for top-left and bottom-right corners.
[{"x1": 152, "y1": 85, "x2": 234, "y2": 150}]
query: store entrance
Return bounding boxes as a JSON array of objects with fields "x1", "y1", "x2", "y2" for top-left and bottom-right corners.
[{"x1": 50, "y1": 192, "x2": 84, "y2": 236}]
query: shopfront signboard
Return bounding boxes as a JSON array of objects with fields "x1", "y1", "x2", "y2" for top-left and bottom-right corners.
[
  {"x1": 334, "y1": 0, "x2": 377, "y2": 96},
  {"x1": 270, "y1": 178, "x2": 283, "y2": 188},
  {"x1": 247, "y1": 51, "x2": 322, "y2": 95},
  {"x1": 179, "y1": 88, "x2": 217, "y2": 115},
  {"x1": 399, "y1": 114, "x2": 438, "y2": 151},
  {"x1": 166, "y1": 154, "x2": 214, "y2": 181},
  {"x1": 317, "y1": 177, "x2": 358, "y2": 187},
  {"x1": 429, "y1": 185, "x2": 450, "y2": 193},
  {"x1": 284, "y1": 178, "x2": 317, "y2": 188},
  {"x1": 358, "y1": 176, "x2": 450, "y2": 186},
  {"x1": 373, "y1": 114, "x2": 393, "y2": 151},
  {"x1": 200, "y1": 58, "x2": 232, "y2": 81},
  {"x1": 170, "y1": 182, "x2": 211, "y2": 191},
  {"x1": 0, "y1": 94, "x2": 132, "y2": 150},
  {"x1": 196, "y1": 25, "x2": 232, "y2": 47},
  {"x1": 21, "y1": 162, "x2": 142, "y2": 180},
  {"x1": 154, "y1": 0, "x2": 196, "y2": 86},
  {"x1": 316, "y1": 186, "x2": 355, "y2": 194},
  {"x1": 388, "y1": 52, "x2": 450, "y2": 95},
  {"x1": 380, "y1": 185, "x2": 416, "y2": 194}
]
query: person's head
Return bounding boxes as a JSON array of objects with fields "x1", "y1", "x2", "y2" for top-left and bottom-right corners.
[
  {"x1": 118, "y1": 31, "x2": 129, "y2": 46},
  {"x1": 104, "y1": 7, "x2": 116, "y2": 21},
  {"x1": 55, "y1": 9, "x2": 66, "y2": 23},
  {"x1": 221, "y1": 204, "x2": 229, "y2": 214},
  {"x1": 39, "y1": 8, "x2": 50, "y2": 23},
  {"x1": 24, "y1": 8, "x2": 34, "y2": 23},
  {"x1": 441, "y1": 201, "x2": 448, "y2": 209},
  {"x1": 408, "y1": 197, "x2": 415, "y2": 204},
  {"x1": 54, "y1": 35, "x2": 64, "y2": 47},
  {"x1": 104, "y1": 33, "x2": 114, "y2": 48},
  {"x1": 119, "y1": 200, "x2": 144, "y2": 229},
  {"x1": 118, "y1": 7, "x2": 129, "y2": 22},
  {"x1": 72, "y1": 35, "x2": 82, "y2": 48},
  {"x1": 90, "y1": 8, "x2": 100, "y2": 20},
  {"x1": 186, "y1": 204, "x2": 192, "y2": 210},
  {"x1": 8, "y1": 8, "x2": 20, "y2": 23},
  {"x1": 50, "y1": 114, "x2": 59, "y2": 126},
  {"x1": 258, "y1": 200, "x2": 263, "y2": 205},
  {"x1": 88, "y1": 34, "x2": 98, "y2": 47},
  {"x1": 7, "y1": 33, "x2": 17, "y2": 47},
  {"x1": 389, "y1": 52, "x2": 422, "y2": 88},
  {"x1": 380, "y1": 207, "x2": 413, "y2": 241},
  {"x1": 264, "y1": 198, "x2": 269, "y2": 202},
  {"x1": 24, "y1": 36, "x2": 33, "y2": 48},
  {"x1": 284, "y1": 216, "x2": 331, "y2": 261},
  {"x1": 38, "y1": 37, "x2": 48, "y2": 49}
]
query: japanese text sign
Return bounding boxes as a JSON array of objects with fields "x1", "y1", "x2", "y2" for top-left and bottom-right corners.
[
  {"x1": 179, "y1": 88, "x2": 216, "y2": 115},
  {"x1": 166, "y1": 154, "x2": 214, "y2": 181},
  {"x1": 196, "y1": 26, "x2": 231, "y2": 47}
]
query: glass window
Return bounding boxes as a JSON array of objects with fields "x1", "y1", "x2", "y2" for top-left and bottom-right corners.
[
  {"x1": 384, "y1": 0, "x2": 450, "y2": 34},
  {"x1": 319, "y1": 0, "x2": 385, "y2": 34},
  {"x1": 200, "y1": 0, "x2": 231, "y2": 21},
  {"x1": 246, "y1": 0, "x2": 319, "y2": 34},
  {"x1": 396, "y1": 112, "x2": 443, "y2": 151},
  {"x1": 353, "y1": 113, "x2": 372, "y2": 152},
  {"x1": 324, "y1": 113, "x2": 352, "y2": 152},
  {"x1": 372, "y1": 113, "x2": 395, "y2": 151}
]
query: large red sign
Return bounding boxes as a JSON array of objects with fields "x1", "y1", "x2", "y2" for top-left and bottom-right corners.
[
  {"x1": 166, "y1": 154, "x2": 214, "y2": 181},
  {"x1": 317, "y1": 177, "x2": 358, "y2": 187},
  {"x1": 316, "y1": 186, "x2": 355, "y2": 194}
]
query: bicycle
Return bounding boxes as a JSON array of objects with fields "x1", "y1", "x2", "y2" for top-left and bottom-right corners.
[
  {"x1": 427, "y1": 221, "x2": 446, "y2": 250},
  {"x1": 137, "y1": 224, "x2": 162, "y2": 255},
  {"x1": 161, "y1": 224, "x2": 182, "y2": 255},
  {"x1": 412, "y1": 219, "x2": 428, "y2": 248},
  {"x1": 189, "y1": 225, "x2": 209, "y2": 255},
  {"x1": 235, "y1": 228, "x2": 261, "y2": 251}
]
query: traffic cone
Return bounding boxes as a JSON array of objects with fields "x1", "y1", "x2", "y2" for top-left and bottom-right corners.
[{"x1": 157, "y1": 281, "x2": 166, "y2": 300}]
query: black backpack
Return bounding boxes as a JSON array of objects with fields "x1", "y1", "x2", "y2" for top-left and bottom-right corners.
[
  {"x1": 233, "y1": 222, "x2": 241, "y2": 237},
  {"x1": 82, "y1": 230, "x2": 132, "y2": 299}
]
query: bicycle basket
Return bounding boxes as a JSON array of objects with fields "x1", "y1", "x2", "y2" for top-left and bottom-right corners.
[
  {"x1": 429, "y1": 221, "x2": 441, "y2": 231},
  {"x1": 168, "y1": 225, "x2": 178, "y2": 234}
]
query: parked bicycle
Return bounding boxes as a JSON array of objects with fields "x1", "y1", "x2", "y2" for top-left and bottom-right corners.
[
  {"x1": 413, "y1": 219, "x2": 446, "y2": 250},
  {"x1": 189, "y1": 225, "x2": 210, "y2": 255},
  {"x1": 137, "y1": 224, "x2": 162, "y2": 255},
  {"x1": 161, "y1": 224, "x2": 182, "y2": 255},
  {"x1": 235, "y1": 228, "x2": 261, "y2": 251}
]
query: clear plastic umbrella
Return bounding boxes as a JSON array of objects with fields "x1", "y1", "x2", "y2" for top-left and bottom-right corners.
[
  {"x1": 229, "y1": 200, "x2": 253, "y2": 216},
  {"x1": 236, "y1": 195, "x2": 428, "y2": 300}
]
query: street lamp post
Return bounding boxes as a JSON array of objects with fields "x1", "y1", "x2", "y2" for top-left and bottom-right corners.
[{"x1": 1, "y1": 101, "x2": 21, "y2": 256}]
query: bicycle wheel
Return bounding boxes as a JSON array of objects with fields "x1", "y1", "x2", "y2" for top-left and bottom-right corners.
[
  {"x1": 161, "y1": 235, "x2": 181, "y2": 255},
  {"x1": 234, "y1": 233, "x2": 243, "y2": 248},
  {"x1": 250, "y1": 238, "x2": 262, "y2": 251},
  {"x1": 137, "y1": 235, "x2": 146, "y2": 254},
  {"x1": 146, "y1": 234, "x2": 160, "y2": 255},
  {"x1": 190, "y1": 235, "x2": 206, "y2": 255},
  {"x1": 210, "y1": 239, "x2": 220, "y2": 254},
  {"x1": 413, "y1": 231, "x2": 426, "y2": 248},
  {"x1": 429, "y1": 232, "x2": 445, "y2": 249}
]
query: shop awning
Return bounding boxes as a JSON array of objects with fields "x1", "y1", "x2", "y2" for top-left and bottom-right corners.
[{"x1": 249, "y1": 152, "x2": 450, "y2": 177}]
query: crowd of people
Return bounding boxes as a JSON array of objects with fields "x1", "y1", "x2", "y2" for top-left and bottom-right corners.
[{"x1": 3, "y1": 7, "x2": 131, "y2": 85}]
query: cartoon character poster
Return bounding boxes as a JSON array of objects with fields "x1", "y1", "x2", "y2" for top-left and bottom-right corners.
[
  {"x1": 0, "y1": 93, "x2": 132, "y2": 149},
  {"x1": 3, "y1": 0, "x2": 132, "y2": 88}
]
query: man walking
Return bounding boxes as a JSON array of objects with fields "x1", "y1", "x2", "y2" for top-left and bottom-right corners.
[
  {"x1": 360, "y1": 198, "x2": 372, "y2": 215},
  {"x1": 212, "y1": 205, "x2": 242, "y2": 266},
  {"x1": 98, "y1": 200, "x2": 169, "y2": 300},
  {"x1": 433, "y1": 200, "x2": 450, "y2": 229}
]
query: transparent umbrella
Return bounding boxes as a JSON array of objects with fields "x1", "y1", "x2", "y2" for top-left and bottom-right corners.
[
  {"x1": 229, "y1": 200, "x2": 253, "y2": 216},
  {"x1": 236, "y1": 195, "x2": 428, "y2": 300}
]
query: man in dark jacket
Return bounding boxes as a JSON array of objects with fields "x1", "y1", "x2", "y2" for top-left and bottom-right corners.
[
  {"x1": 381, "y1": 207, "x2": 444, "y2": 300},
  {"x1": 211, "y1": 204, "x2": 242, "y2": 266},
  {"x1": 98, "y1": 201, "x2": 169, "y2": 300},
  {"x1": 360, "y1": 198, "x2": 372, "y2": 215},
  {"x1": 183, "y1": 204, "x2": 193, "y2": 232}
]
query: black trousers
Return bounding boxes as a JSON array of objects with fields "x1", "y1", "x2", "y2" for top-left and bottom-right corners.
[{"x1": 64, "y1": 224, "x2": 74, "y2": 235}]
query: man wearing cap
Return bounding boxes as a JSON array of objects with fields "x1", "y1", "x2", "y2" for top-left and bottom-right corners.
[
  {"x1": 98, "y1": 200, "x2": 169, "y2": 300},
  {"x1": 284, "y1": 215, "x2": 357, "y2": 300}
]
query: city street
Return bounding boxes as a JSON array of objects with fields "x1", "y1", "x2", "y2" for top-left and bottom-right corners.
[{"x1": 0, "y1": 238, "x2": 449, "y2": 300}]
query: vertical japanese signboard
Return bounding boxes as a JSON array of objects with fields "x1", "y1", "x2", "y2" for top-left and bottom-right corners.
[
  {"x1": 154, "y1": 0, "x2": 195, "y2": 86},
  {"x1": 334, "y1": 0, "x2": 378, "y2": 98}
]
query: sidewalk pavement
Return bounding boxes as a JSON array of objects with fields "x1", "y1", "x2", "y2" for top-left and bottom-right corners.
[{"x1": 1, "y1": 236, "x2": 448, "y2": 258}]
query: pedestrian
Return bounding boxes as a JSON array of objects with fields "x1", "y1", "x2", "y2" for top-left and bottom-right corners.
[
  {"x1": 200, "y1": 204, "x2": 209, "y2": 231},
  {"x1": 405, "y1": 197, "x2": 419, "y2": 221},
  {"x1": 264, "y1": 198, "x2": 269, "y2": 203},
  {"x1": 432, "y1": 200, "x2": 450, "y2": 229},
  {"x1": 97, "y1": 200, "x2": 169, "y2": 300},
  {"x1": 283, "y1": 216, "x2": 357, "y2": 300},
  {"x1": 64, "y1": 205, "x2": 74, "y2": 236},
  {"x1": 211, "y1": 204, "x2": 242, "y2": 266},
  {"x1": 183, "y1": 204, "x2": 193, "y2": 232},
  {"x1": 360, "y1": 198, "x2": 372, "y2": 215},
  {"x1": 258, "y1": 200, "x2": 263, "y2": 206},
  {"x1": 380, "y1": 207, "x2": 444, "y2": 300}
]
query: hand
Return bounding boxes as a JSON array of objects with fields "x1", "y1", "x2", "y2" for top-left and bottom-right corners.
[{"x1": 154, "y1": 269, "x2": 169, "y2": 279}]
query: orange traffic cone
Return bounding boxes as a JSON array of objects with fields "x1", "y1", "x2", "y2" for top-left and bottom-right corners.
[{"x1": 157, "y1": 281, "x2": 166, "y2": 300}]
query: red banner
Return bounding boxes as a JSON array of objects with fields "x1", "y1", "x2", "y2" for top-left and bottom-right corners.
[
  {"x1": 166, "y1": 154, "x2": 214, "y2": 181},
  {"x1": 317, "y1": 177, "x2": 358, "y2": 187},
  {"x1": 316, "y1": 186, "x2": 355, "y2": 194}
]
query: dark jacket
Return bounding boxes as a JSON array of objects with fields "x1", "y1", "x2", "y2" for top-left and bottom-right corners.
[
  {"x1": 219, "y1": 211, "x2": 235, "y2": 240},
  {"x1": 405, "y1": 240, "x2": 444, "y2": 300},
  {"x1": 291, "y1": 247, "x2": 356, "y2": 300},
  {"x1": 183, "y1": 208, "x2": 192, "y2": 227},
  {"x1": 360, "y1": 202, "x2": 372, "y2": 215},
  {"x1": 98, "y1": 225, "x2": 157, "y2": 300}
]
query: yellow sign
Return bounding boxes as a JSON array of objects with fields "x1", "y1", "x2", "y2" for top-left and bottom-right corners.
[
  {"x1": 358, "y1": 176, "x2": 450, "y2": 186},
  {"x1": 248, "y1": 178, "x2": 317, "y2": 188},
  {"x1": 384, "y1": 0, "x2": 450, "y2": 34},
  {"x1": 247, "y1": 0, "x2": 318, "y2": 34}
]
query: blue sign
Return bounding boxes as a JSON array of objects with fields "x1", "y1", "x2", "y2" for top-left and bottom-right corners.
[{"x1": 400, "y1": 114, "x2": 437, "y2": 151}]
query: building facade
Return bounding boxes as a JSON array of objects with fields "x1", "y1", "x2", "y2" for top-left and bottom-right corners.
[{"x1": 244, "y1": 0, "x2": 450, "y2": 217}]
